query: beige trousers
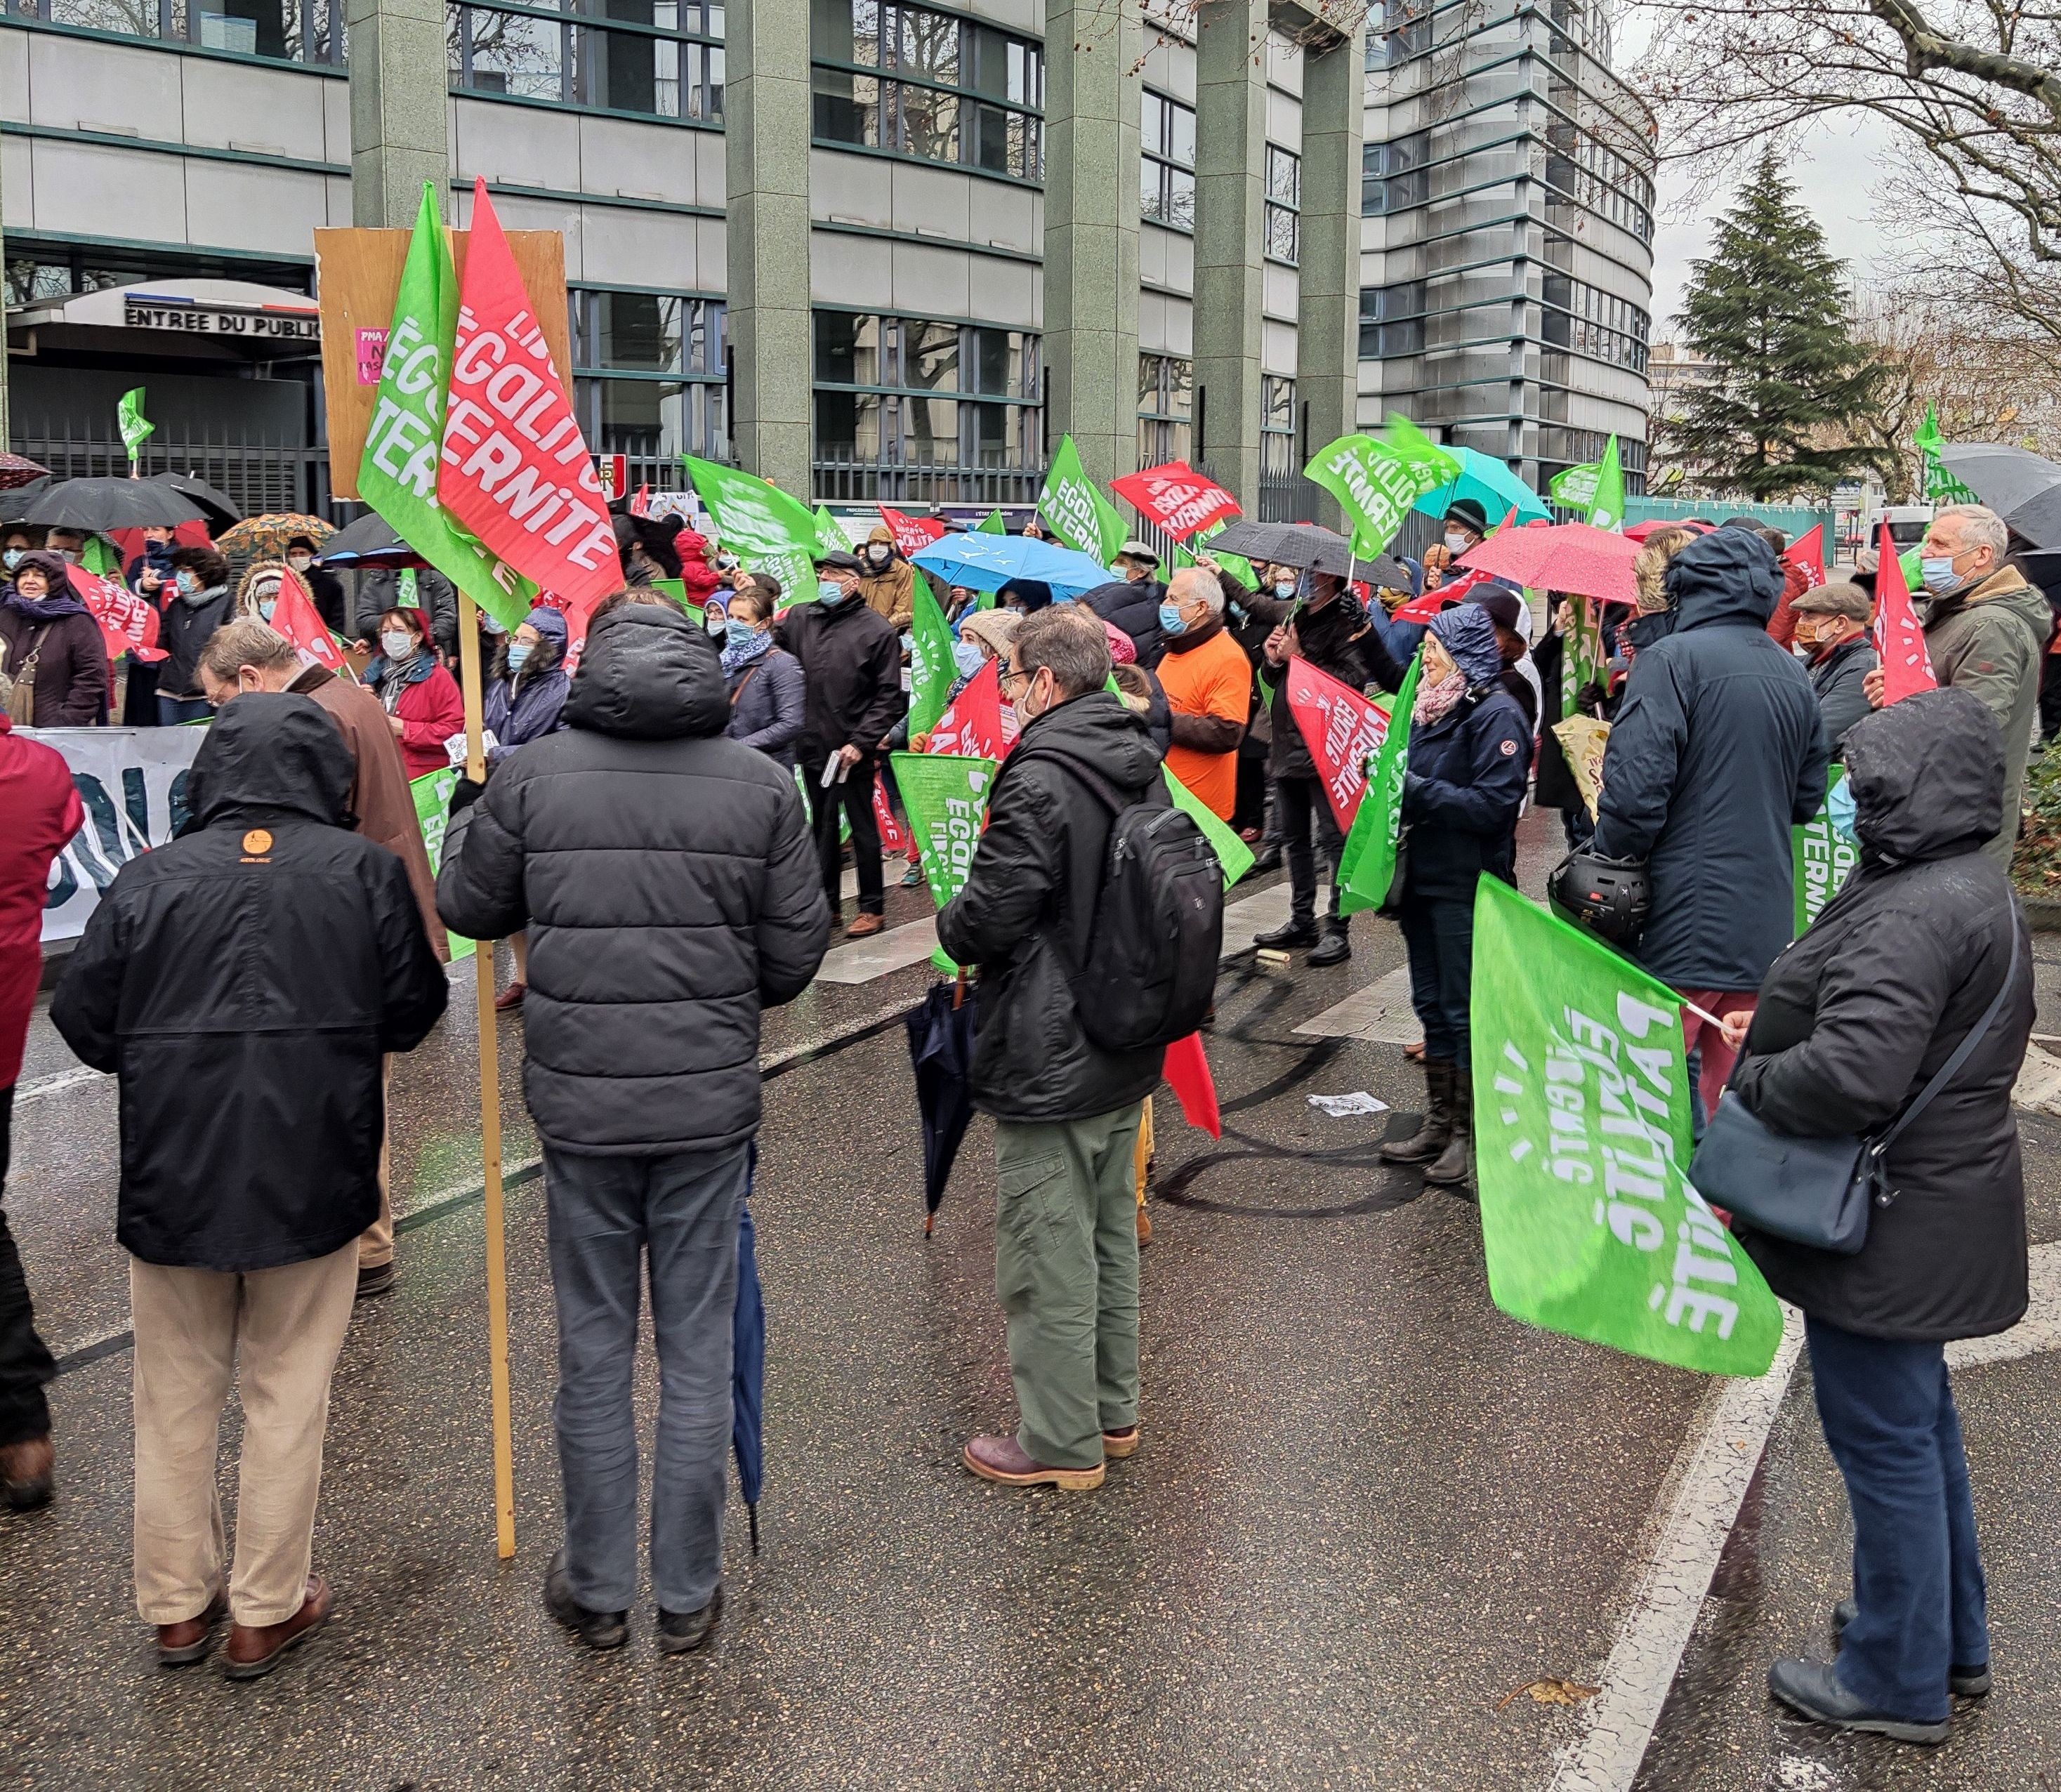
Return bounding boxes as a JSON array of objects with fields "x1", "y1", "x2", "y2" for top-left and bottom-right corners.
[
  {"x1": 358, "y1": 1055, "x2": 393, "y2": 1270},
  {"x1": 130, "y1": 1240, "x2": 359, "y2": 1627}
]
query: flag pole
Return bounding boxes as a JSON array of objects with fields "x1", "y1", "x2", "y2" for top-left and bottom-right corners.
[{"x1": 456, "y1": 590, "x2": 518, "y2": 1560}]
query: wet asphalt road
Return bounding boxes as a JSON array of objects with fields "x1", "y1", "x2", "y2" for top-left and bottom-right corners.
[{"x1": 5, "y1": 812, "x2": 2061, "y2": 1791}]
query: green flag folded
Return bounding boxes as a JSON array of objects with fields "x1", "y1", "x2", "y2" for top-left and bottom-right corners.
[
  {"x1": 1471, "y1": 876, "x2": 1784, "y2": 1377},
  {"x1": 1793, "y1": 767, "x2": 1857, "y2": 936},
  {"x1": 1304, "y1": 421, "x2": 1458, "y2": 560},
  {"x1": 1164, "y1": 766, "x2": 1254, "y2": 888},
  {"x1": 683, "y1": 454, "x2": 820, "y2": 605},
  {"x1": 976, "y1": 508, "x2": 1009, "y2": 536},
  {"x1": 1336, "y1": 652, "x2": 1420, "y2": 914},
  {"x1": 409, "y1": 767, "x2": 475, "y2": 960},
  {"x1": 1914, "y1": 403, "x2": 1977, "y2": 504},
  {"x1": 117, "y1": 388, "x2": 154, "y2": 464},
  {"x1": 1561, "y1": 596, "x2": 1605, "y2": 720},
  {"x1": 1586, "y1": 434, "x2": 1625, "y2": 531},
  {"x1": 358, "y1": 184, "x2": 535, "y2": 632},
  {"x1": 908, "y1": 579, "x2": 956, "y2": 738},
  {"x1": 1039, "y1": 435, "x2": 1126, "y2": 564},
  {"x1": 893, "y1": 750, "x2": 998, "y2": 973}
]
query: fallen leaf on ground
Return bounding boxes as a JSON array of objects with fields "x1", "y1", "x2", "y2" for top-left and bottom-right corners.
[{"x1": 1496, "y1": 1678, "x2": 1600, "y2": 1711}]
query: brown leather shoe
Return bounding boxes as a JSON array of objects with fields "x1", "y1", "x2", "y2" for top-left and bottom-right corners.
[
  {"x1": 1135, "y1": 1206, "x2": 1152, "y2": 1246},
  {"x1": 1102, "y1": 1425, "x2": 1140, "y2": 1461},
  {"x1": 494, "y1": 980, "x2": 527, "y2": 1011},
  {"x1": 845, "y1": 912, "x2": 885, "y2": 938},
  {"x1": 0, "y1": 1435, "x2": 53, "y2": 1511},
  {"x1": 962, "y1": 1433, "x2": 1104, "y2": 1490},
  {"x1": 157, "y1": 1593, "x2": 228, "y2": 1667},
  {"x1": 223, "y1": 1576, "x2": 331, "y2": 1681}
]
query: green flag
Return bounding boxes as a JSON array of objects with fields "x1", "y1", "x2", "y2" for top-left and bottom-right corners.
[
  {"x1": 1187, "y1": 520, "x2": 1260, "y2": 591},
  {"x1": 1336, "y1": 652, "x2": 1420, "y2": 914},
  {"x1": 813, "y1": 505, "x2": 850, "y2": 558},
  {"x1": 1164, "y1": 766, "x2": 1254, "y2": 888},
  {"x1": 1914, "y1": 403, "x2": 1977, "y2": 503},
  {"x1": 409, "y1": 767, "x2": 475, "y2": 961},
  {"x1": 908, "y1": 579, "x2": 956, "y2": 737},
  {"x1": 976, "y1": 508, "x2": 1008, "y2": 536},
  {"x1": 1471, "y1": 876, "x2": 1784, "y2": 1377},
  {"x1": 81, "y1": 536, "x2": 119, "y2": 576},
  {"x1": 117, "y1": 388, "x2": 154, "y2": 466},
  {"x1": 1562, "y1": 596, "x2": 1606, "y2": 720},
  {"x1": 358, "y1": 185, "x2": 534, "y2": 632},
  {"x1": 1039, "y1": 435, "x2": 1126, "y2": 564},
  {"x1": 1793, "y1": 767, "x2": 1857, "y2": 935},
  {"x1": 1304, "y1": 422, "x2": 1458, "y2": 559},
  {"x1": 683, "y1": 454, "x2": 820, "y2": 605},
  {"x1": 1549, "y1": 460, "x2": 1601, "y2": 510},
  {"x1": 1586, "y1": 435, "x2": 1625, "y2": 531},
  {"x1": 893, "y1": 750, "x2": 998, "y2": 972}
]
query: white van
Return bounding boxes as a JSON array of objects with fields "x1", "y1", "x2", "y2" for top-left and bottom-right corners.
[{"x1": 1864, "y1": 504, "x2": 1934, "y2": 551}]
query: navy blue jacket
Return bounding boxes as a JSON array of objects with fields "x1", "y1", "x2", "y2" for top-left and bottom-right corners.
[
  {"x1": 483, "y1": 660, "x2": 571, "y2": 768},
  {"x1": 1592, "y1": 529, "x2": 1829, "y2": 991},
  {"x1": 1400, "y1": 684, "x2": 1531, "y2": 900},
  {"x1": 726, "y1": 645, "x2": 807, "y2": 770}
]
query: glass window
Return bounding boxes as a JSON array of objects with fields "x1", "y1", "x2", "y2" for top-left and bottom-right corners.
[
  {"x1": 1265, "y1": 145, "x2": 1299, "y2": 264},
  {"x1": 1141, "y1": 88, "x2": 1197, "y2": 230},
  {"x1": 896, "y1": 81, "x2": 959, "y2": 162},
  {"x1": 813, "y1": 311, "x2": 1042, "y2": 480},
  {"x1": 812, "y1": 66, "x2": 881, "y2": 145},
  {"x1": 815, "y1": 311, "x2": 882, "y2": 386},
  {"x1": 449, "y1": 2, "x2": 721, "y2": 117}
]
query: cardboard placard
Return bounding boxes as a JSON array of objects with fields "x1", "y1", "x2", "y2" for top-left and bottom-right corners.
[{"x1": 315, "y1": 227, "x2": 573, "y2": 501}]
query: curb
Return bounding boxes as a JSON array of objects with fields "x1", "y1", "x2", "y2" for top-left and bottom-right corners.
[{"x1": 2024, "y1": 897, "x2": 2061, "y2": 933}]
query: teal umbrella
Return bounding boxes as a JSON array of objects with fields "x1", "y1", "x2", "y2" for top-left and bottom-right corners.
[{"x1": 1414, "y1": 449, "x2": 1551, "y2": 527}]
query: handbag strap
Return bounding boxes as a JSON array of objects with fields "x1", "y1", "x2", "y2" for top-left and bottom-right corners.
[{"x1": 1876, "y1": 918, "x2": 2021, "y2": 1152}]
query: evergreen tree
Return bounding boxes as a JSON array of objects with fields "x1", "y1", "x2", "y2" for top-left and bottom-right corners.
[{"x1": 1664, "y1": 149, "x2": 1881, "y2": 501}]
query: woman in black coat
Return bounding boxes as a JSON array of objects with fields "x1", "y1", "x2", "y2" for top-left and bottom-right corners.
[
  {"x1": 722, "y1": 579, "x2": 807, "y2": 770},
  {"x1": 1719, "y1": 686, "x2": 2033, "y2": 1744},
  {"x1": 1378, "y1": 602, "x2": 1530, "y2": 1190}
]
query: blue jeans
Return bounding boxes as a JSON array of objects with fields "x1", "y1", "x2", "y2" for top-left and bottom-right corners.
[
  {"x1": 157, "y1": 694, "x2": 212, "y2": 727},
  {"x1": 544, "y1": 1140, "x2": 748, "y2": 1615},
  {"x1": 1807, "y1": 1315, "x2": 1989, "y2": 1722},
  {"x1": 1398, "y1": 892, "x2": 1475, "y2": 1065}
]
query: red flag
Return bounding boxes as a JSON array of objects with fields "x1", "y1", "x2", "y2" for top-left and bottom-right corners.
[
  {"x1": 1390, "y1": 565, "x2": 1494, "y2": 622},
  {"x1": 272, "y1": 567, "x2": 348, "y2": 675},
  {"x1": 878, "y1": 504, "x2": 947, "y2": 556},
  {"x1": 74, "y1": 570, "x2": 166, "y2": 663},
  {"x1": 1109, "y1": 461, "x2": 1240, "y2": 540},
  {"x1": 1161, "y1": 1033, "x2": 1221, "y2": 1138},
  {"x1": 1286, "y1": 657, "x2": 1391, "y2": 833},
  {"x1": 925, "y1": 657, "x2": 1007, "y2": 759},
  {"x1": 872, "y1": 772, "x2": 913, "y2": 857},
  {"x1": 1871, "y1": 525, "x2": 1935, "y2": 704},
  {"x1": 439, "y1": 181, "x2": 624, "y2": 612},
  {"x1": 1784, "y1": 524, "x2": 1826, "y2": 591},
  {"x1": 629, "y1": 482, "x2": 650, "y2": 518}
]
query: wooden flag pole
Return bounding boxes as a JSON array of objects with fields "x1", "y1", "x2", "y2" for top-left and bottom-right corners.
[{"x1": 456, "y1": 591, "x2": 518, "y2": 1560}]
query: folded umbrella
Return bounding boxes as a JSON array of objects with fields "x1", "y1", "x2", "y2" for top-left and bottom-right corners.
[
  {"x1": 910, "y1": 531, "x2": 1112, "y2": 598},
  {"x1": 732, "y1": 1151, "x2": 765, "y2": 1555},
  {"x1": 27, "y1": 476, "x2": 207, "y2": 532},
  {"x1": 1938, "y1": 443, "x2": 2061, "y2": 549},
  {"x1": 1206, "y1": 519, "x2": 1407, "y2": 588},
  {"x1": 1454, "y1": 521, "x2": 1640, "y2": 605},
  {"x1": 1412, "y1": 447, "x2": 1551, "y2": 526},
  {"x1": 905, "y1": 979, "x2": 981, "y2": 1234}
]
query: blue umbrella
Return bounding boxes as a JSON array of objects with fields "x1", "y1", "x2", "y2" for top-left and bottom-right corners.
[
  {"x1": 911, "y1": 532, "x2": 1112, "y2": 598},
  {"x1": 732, "y1": 1148, "x2": 765, "y2": 1554},
  {"x1": 1414, "y1": 448, "x2": 1551, "y2": 526}
]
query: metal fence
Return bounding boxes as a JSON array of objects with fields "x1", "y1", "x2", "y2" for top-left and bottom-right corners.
[
  {"x1": 1256, "y1": 470, "x2": 1324, "y2": 525},
  {"x1": 12, "y1": 428, "x2": 334, "y2": 520},
  {"x1": 811, "y1": 454, "x2": 1043, "y2": 508}
]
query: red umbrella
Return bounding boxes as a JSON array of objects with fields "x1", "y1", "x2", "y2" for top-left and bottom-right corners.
[
  {"x1": 1624, "y1": 518, "x2": 1713, "y2": 543},
  {"x1": 0, "y1": 453, "x2": 48, "y2": 492},
  {"x1": 1454, "y1": 521, "x2": 1640, "y2": 604}
]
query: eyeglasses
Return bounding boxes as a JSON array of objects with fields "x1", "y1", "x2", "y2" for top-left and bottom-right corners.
[{"x1": 999, "y1": 666, "x2": 1036, "y2": 692}]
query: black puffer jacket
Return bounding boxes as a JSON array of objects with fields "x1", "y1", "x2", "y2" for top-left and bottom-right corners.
[
  {"x1": 1086, "y1": 577, "x2": 1168, "y2": 664},
  {"x1": 775, "y1": 590, "x2": 904, "y2": 766},
  {"x1": 1732, "y1": 687, "x2": 2034, "y2": 1342},
  {"x1": 936, "y1": 690, "x2": 1168, "y2": 1122},
  {"x1": 51, "y1": 696, "x2": 449, "y2": 1270},
  {"x1": 436, "y1": 605, "x2": 831, "y2": 1156},
  {"x1": 1591, "y1": 529, "x2": 1829, "y2": 991}
]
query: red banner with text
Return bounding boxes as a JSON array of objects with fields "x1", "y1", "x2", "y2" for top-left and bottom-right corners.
[
  {"x1": 1109, "y1": 461, "x2": 1241, "y2": 541},
  {"x1": 1871, "y1": 525, "x2": 1936, "y2": 705},
  {"x1": 1286, "y1": 656, "x2": 1392, "y2": 834}
]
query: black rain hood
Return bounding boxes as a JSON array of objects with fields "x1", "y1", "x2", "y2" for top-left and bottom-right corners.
[
  {"x1": 1843, "y1": 685, "x2": 2006, "y2": 868},
  {"x1": 187, "y1": 692, "x2": 355, "y2": 831},
  {"x1": 1663, "y1": 527, "x2": 1784, "y2": 632},
  {"x1": 1017, "y1": 685, "x2": 1166, "y2": 796},
  {"x1": 563, "y1": 602, "x2": 730, "y2": 741}
]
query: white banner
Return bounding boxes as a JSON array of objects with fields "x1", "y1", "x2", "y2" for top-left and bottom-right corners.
[{"x1": 37, "y1": 726, "x2": 206, "y2": 943}]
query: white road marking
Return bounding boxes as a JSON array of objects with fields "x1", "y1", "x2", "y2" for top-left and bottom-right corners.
[
  {"x1": 1949, "y1": 1239, "x2": 2061, "y2": 1370},
  {"x1": 1291, "y1": 966, "x2": 1416, "y2": 1044},
  {"x1": 1221, "y1": 880, "x2": 1329, "y2": 941},
  {"x1": 12, "y1": 1065, "x2": 107, "y2": 1105},
  {"x1": 812, "y1": 915, "x2": 944, "y2": 984}
]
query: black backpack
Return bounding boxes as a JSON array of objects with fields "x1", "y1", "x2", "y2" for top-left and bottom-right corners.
[{"x1": 1042, "y1": 753, "x2": 1224, "y2": 1053}]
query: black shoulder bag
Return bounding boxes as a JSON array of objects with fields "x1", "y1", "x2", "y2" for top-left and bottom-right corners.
[{"x1": 1689, "y1": 923, "x2": 2020, "y2": 1256}]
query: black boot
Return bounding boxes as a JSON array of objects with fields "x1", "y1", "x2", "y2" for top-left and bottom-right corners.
[
  {"x1": 1308, "y1": 925, "x2": 1350, "y2": 968},
  {"x1": 1254, "y1": 918, "x2": 1319, "y2": 950},
  {"x1": 1381, "y1": 1062, "x2": 1454, "y2": 1164},
  {"x1": 1424, "y1": 1069, "x2": 1474, "y2": 1190}
]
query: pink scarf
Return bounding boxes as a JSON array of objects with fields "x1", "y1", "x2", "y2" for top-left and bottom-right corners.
[{"x1": 1412, "y1": 666, "x2": 1468, "y2": 730}]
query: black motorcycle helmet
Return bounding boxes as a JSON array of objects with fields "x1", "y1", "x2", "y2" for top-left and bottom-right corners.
[{"x1": 1548, "y1": 848, "x2": 1651, "y2": 949}]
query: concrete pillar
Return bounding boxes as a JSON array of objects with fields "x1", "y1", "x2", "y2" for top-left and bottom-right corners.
[
  {"x1": 0, "y1": 174, "x2": 11, "y2": 449},
  {"x1": 1294, "y1": 31, "x2": 1364, "y2": 532},
  {"x1": 1043, "y1": 0, "x2": 1142, "y2": 489},
  {"x1": 346, "y1": 0, "x2": 449, "y2": 227},
  {"x1": 1191, "y1": 0, "x2": 1267, "y2": 509},
  {"x1": 725, "y1": 0, "x2": 814, "y2": 492}
]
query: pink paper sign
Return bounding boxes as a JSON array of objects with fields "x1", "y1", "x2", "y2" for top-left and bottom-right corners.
[{"x1": 355, "y1": 327, "x2": 390, "y2": 386}]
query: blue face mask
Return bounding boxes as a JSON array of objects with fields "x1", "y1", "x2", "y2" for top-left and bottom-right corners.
[
  {"x1": 725, "y1": 619, "x2": 758, "y2": 650},
  {"x1": 953, "y1": 638, "x2": 985, "y2": 679},
  {"x1": 506, "y1": 642, "x2": 532, "y2": 671},
  {"x1": 1920, "y1": 555, "x2": 1961, "y2": 595},
  {"x1": 1826, "y1": 772, "x2": 1857, "y2": 843},
  {"x1": 258, "y1": 598, "x2": 277, "y2": 623},
  {"x1": 1157, "y1": 601, "x2": 1187, "y2": 638},
  {"x1": 1273, "y1": 579, "x2": 1297, "y2": 601},
  {"x1": 817, "y1": 579, "x2": 845, "y2": 604}
]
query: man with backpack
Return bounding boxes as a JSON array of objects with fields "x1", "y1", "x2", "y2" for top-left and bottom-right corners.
[{"x1": 938, "y1": 607, "x2": 1221, "y2": 1491}]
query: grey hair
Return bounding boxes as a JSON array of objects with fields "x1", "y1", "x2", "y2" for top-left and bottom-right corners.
[
  {"x1": 1014, "y1": 605, "x2": 1112, "y2": 699},
  {"x1": 1935, "y1": 503, "x2": 2008, "y2": 556},
  {"x1": 1166, "y1": 565, "x2": 1225, "y2": 617},
  {"x1": 198, "y1": 617, "x2": 298, "y2": 683}
]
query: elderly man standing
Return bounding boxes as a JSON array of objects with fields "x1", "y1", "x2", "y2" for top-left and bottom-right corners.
[
  {"x1": 51, "y1": 697, "x2": 447, "y2": 1677},
  {"x1": 1866, "y1": 503, "x2": 2051, "y2": 864},
  {"x1": 1154, "y1": 566, "x2": 1249, "y2": 819},
  {"x1": 1791, "y1": 584, "x2": 1878, "y2": 758}
]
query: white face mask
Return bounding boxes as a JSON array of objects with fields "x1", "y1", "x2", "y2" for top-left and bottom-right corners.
[
  {"x1": 287, "y1": 554, "x2": 312, "y2": 572},
  {"x1": 1444, "y1": 531, "x2": 1469, "y2": 557},
  {"x1": 380, "y1": 630, "x2": 414, "y2": 661},
  {"x1": 867, "y1": 545, "x2": 893, "y2": 568}
]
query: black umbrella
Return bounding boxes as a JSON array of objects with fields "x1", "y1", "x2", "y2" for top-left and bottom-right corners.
[
  {"x1": 732, "y1": 1150, "x2": 765, "y2": 1555},
  {"x1": 28, "y1": 477, "x2": 206, "y2": 532},
  {"x1": 0, "y1": 476, "x2": 51, "y2": 524},
  {"x1": 315, "y1": 513, "x2": 428, "y2": 571},
  {"x1": 147, "y1": 472, "x2": 242, "y2": 531},
  {"x1": 1206, "y1": 518, "x2": 1407, "y2": 587},
  {"x1": 905, "y1": 979, "x2": 980, "y2": 1234},
  {"x1": 1938, "y1": 444, "x2": 2061, "y2": 548}
]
